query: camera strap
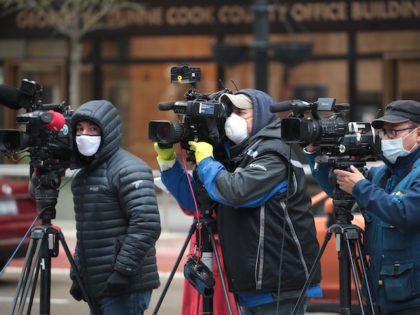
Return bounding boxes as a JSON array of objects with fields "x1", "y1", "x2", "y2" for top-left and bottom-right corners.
[{"x1": 380, "y1": 167, "x2": 412, "y2": 192}]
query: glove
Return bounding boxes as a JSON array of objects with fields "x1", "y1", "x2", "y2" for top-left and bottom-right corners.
[
  {"x1": 154, "y1": 143, "x2": 176, "y2": 171},
  {"x1": 106, "y1": 270, "x2": 130, "y2": 293},
  {"x1": 70, "y1": 281, "x2": 84, "y2": 301},
  {"x1": 154, "y1": 143, "x2": 176, "y2": 161},
  {"x1": 188, "y1": 141, "x2": 213, "y2": 164}
]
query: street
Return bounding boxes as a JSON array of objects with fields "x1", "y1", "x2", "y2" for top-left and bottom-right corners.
[
  {"x1": 0, "y1": 191, "x2": 342, "y2": 315},
  {"x1": 0, "y1": 267, "x2": 338, "y2": 315},
  {"x1": 0, "y1": 228, "x2": 187, "y2": 315},
  {"x1": 0, "y1": 227, "x2": 338, "y2": 315},
  {"x1": 0, "y1": 267, "x2": 184, "y2": 315}
]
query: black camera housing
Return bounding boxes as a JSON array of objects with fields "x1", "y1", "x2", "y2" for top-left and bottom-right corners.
[
  {"x1": 273, "y1": 97, "x2": 379, "y2": 157},
  {"x1": 149, "y1": 66, "x2": 231, "y2": 153},
  {"x1": 0, "y1": 79, "x2": 73, "y2": 171}
]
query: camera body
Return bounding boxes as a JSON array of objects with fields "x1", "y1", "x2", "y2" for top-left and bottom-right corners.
[
  {"x1": 0, "y1": 79, "x2": 73, "y2": 171},
  {"x1": 272, "y1": 98, "x2": 379, "y2": 158},
  {"x1": 271, "y1": 98, "x2": 380, "y2": 224},
  {"x1": 149, "y1": 66, "x2": 231, "y2": 151}
]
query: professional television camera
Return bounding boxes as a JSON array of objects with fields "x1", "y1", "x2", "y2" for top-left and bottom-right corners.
[
  {"x1": 0, "y1": 79, "x2": 73, "y2": 219},
  {"x1": 270, "y1": 97, "x2": 379, "y2": 158},
  {"x1": 148, "y1": 65, "x2": 231, "y2": 160},
  {"x1": 270, "y1": 97, "x2": 379, "y2": 224}
]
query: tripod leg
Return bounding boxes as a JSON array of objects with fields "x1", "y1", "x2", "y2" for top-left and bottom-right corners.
[
  {"x1": 354, "y1": 238, "x2": 376, "y2": 314},
  {"x1": 10, "y1": 236, "x2": 37, "y2": 315},
  {"x1": 343, "y1": 228, "x2": 377, "y2": 315},
  {"x1": 55, "y1": 229, "x2": 100, "y2": 315},
  {"x1": 337, "y1": 233, "x2": 352, "y2": 315},
  {"x1": 152, "y1": 222, "x2": 195, "y2": 315},
  {"x1": 14, "y1": 234, "x2": 44, "y2": 315},
  {"x1": 343, "y1": 235, "x2": 365, "y2": 314},
  {"x1": 26, "y1": 262, "x2": 41, "y2": 315},
  {"x1": 292, "y1": 230, "x2": 333, "y2": 315},
  {"x1": 40, "y1": 238, "x2": 52, "y2": 315},
  {"x1": 208, "y1": 231, "x2": 234, "y2": 315}
]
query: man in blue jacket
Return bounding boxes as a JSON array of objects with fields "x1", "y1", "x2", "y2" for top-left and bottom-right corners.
[
  {"x1": 155, "y1": 89, "x2": 321, "y2": 314},
  {"x1": 305, "y1": 100, "x2": 420, "y2": 315}
]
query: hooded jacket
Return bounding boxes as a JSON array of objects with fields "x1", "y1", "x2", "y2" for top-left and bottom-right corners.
[
  {"x1": 161, "y1": 89, "x2": 320, "y2": 299},
  {"x1": 70, "y1": 100, "x2": 161, "y2": 298}
]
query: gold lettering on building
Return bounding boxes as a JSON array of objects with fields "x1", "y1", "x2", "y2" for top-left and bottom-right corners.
[
  {"x1": 107, "y1": 8, "x2": 163, "y2": 26},
  {"x1": 166, "y1": 6, "x2": 215, "y2": 25},
  {"x1": 16, "y1": 10, "x2": 70, "y2": 29},
  {"x1": 218, "y1": 5, "x2": 254, "y2": 24},
  {"x1": 352, "y1": 1, "x2": 420, "y2": 20},
  {"x1": 290, "y1": 2, "x2": 347, "y2": 22},
  {"x1": 12, "y1": 2, "x2": 420, "y2": 31},
  {"x1": 270, "y1": 4, "x2": 289, "y2": 23}
]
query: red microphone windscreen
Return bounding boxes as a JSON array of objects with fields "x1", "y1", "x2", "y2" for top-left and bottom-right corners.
[{"x1": 44, "y1": 110, "x2": 65, "y2": 132}]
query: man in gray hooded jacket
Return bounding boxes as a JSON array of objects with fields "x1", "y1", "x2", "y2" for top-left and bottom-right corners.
[
  {"x1": 155, "y1": 89, "x2": 320, "y2": 314},
  {"x1": 69, "y1": 100, "x2": 160, "y2": 315}
]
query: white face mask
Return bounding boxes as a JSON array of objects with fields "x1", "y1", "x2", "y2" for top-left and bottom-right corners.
[
  {"x1": 381, "y1": 129, "x2": 417, "y2": 163},
  {"x1": 76, "y1": 135, "x2": 101, "y2": 157},
  {"x1": 224, "y1": 113, "x2": 249, "y2": 145}
]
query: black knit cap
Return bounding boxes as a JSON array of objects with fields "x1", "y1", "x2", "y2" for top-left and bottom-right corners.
[{"x1": 371, "y1": 100, "x2": 420, "y2": 129}]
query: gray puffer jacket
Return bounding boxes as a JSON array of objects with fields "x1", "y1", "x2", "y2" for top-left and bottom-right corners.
[{"x1": 70, "y1": 100, "x2": 161, "y2": 298}]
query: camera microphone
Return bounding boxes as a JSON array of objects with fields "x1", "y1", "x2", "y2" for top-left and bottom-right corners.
[
  {"x1": 158, "y1": 101, "x2": 193, "y2": 111},
  {"x1": 270, "y1": 100, "x2": 312, "y2": 113},
  {"x1": 43, "y1": 111, "x2": 65, "y2": 132},
  {"x1": 158, "y1": 101, "x2": 176, "y2": 111},
  {"x1": 0, "y1": 84, "x2": 23, "y2": 110}
]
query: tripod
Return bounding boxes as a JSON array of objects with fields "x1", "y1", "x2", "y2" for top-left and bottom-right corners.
[
  {"x1": 292, "y1": 186, "x2": 376, "y2": 315},
  {"x1": 152, "y1": 212, "x2": 237, "y2": 315},
  {"x1": 9, "y1": 169, "x2": 98, "y2": 315}
]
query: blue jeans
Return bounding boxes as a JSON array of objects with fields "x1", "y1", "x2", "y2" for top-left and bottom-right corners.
[
  {"x1": 92, "y1": 290, "x2": 152, "y2": 315},
  {"x1": 241, "y1": 297, "x2": 307, "y2": 315}
]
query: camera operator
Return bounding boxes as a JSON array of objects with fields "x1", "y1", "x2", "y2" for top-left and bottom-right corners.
[
  {"x1": 154, "y1": 89, "x2": 321, "y2": 314},
  {"x1": 304, "y1": 100, "x2": 420, "y2": 315},
  {"x1": 69, "y1": 100, "x2": 161, "y2": 315}
]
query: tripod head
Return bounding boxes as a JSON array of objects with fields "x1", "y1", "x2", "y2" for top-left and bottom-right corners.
[
  {"x1": 30, "y1": 163, "x2": 67, "y2": 223},
  {"x1": 315, "y1": 155, "x2": 369, "y2": 225}
]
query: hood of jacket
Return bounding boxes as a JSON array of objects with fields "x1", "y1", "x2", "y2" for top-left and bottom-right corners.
[
  {"x1": 226, "y1": 89, "x2": 279, "y2": 157},
  {"x1": 235, "y1": 89, "x2": 277, "y2": 137},
  {"x1": 71, "y1": 100, "x2": 121, "y2": 168}
]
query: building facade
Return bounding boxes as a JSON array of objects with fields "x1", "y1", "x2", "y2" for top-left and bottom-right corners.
[{"x1": 0, "y1": 0, "x2": 419, "y2": 167}]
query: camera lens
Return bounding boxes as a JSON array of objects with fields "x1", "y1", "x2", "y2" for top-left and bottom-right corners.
[
  {"x1": 149, "y1": 121, "x2": 187, "y2": 144},
  {"x1": 156, "y1": 123, "x2": 172, "y2": 142}
]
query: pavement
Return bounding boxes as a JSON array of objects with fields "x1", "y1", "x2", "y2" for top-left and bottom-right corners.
[{"x1": 6, "y1": 220, "x2": 339, "y2": 315}]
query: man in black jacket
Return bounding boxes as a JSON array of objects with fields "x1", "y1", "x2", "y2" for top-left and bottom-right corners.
[
  {"x1": 155, "y1": 89, "x2": 321, "y2": 314},
  {"x1": 69, "y1": 100, "x2": 161, "y2": 314}
]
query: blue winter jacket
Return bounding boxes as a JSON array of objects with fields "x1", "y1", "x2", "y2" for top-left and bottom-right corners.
[{"x1": 306, "y1": 148, "x2": 420, "y2": 313}]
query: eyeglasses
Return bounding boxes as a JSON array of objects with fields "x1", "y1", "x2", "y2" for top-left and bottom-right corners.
[{"x1": 377, "y1": 126, "x2": 416, "y2": 139}]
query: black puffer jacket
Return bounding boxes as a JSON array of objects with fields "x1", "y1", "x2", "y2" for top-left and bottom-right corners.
[{"x1": 70, "y1": 100, "x2": 161, "y2": 298}]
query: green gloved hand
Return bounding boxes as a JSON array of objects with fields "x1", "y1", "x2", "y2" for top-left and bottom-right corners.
[
  {"x1": 188, "y1": 141, "x2": 214, "y2": 164},
  {"x1": 154, "y1": 143, "x2": 176, "y2": 161}
]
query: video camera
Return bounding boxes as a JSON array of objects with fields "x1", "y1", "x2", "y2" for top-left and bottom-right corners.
[
  {"x1": 0, "y1": 79, "x2": 72, "y2": 177},
  {"x1": 271, "y1": 97, "x2": 379, "y2": 224},
  {"x1": 270, "y1": 97, "x2": 379, "y2": 160},
  {"x1": 148, "y1": 66, "x2": 231, "y2": 155}
]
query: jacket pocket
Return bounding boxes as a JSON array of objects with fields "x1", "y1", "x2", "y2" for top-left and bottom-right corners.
[
  {"x1": 112, "y1": 237, "x2": 123, "y2": 266},
  {"x1": 382, "y1": 225, "x2": 409, "y2": 251},
  {"x1": 380, "y1": 262, "x2": 416, "y2": 302}
]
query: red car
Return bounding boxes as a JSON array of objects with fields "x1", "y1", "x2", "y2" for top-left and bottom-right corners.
[{"x1": 0, "y1": 178, "x2": 38, "y2": 272}]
